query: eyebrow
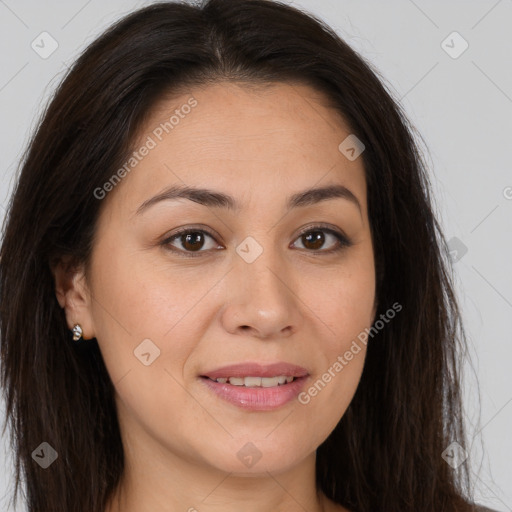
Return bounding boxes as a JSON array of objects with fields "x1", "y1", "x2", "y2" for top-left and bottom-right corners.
[{"x1": 135, "y1": 183, "x2": 362, "y2": 216}]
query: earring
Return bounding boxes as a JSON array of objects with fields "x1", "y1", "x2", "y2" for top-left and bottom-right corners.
[{"x1": 72, "y1": 324, "x2": 83, "y2": 341}]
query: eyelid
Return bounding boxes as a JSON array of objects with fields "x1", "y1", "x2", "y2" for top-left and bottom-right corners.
[
  {"x1": 160, "y1": 225, "x2": 222, "y2": 257},
  {"x1": 293, "y1": 222, "x2": 348, "y2": 241},
  {"x1": 291, "y1": 222, "x2": 352, "y2": 253},
  {"x1": 161, "y1": 222, "x2": 352, "y2": 257}
]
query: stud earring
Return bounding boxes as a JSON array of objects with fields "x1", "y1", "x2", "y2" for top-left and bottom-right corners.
[{"x1": 72, "y1": 324, "x2": 83, "y2": 341}]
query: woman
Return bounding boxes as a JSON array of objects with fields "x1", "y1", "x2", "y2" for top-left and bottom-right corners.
[{"x1": 0, "y1": 0, "x2": 496, "y2": 511}]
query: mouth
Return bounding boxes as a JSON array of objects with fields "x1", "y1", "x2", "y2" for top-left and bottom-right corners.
[
  {"x1": 198, "y1": 362, "x2": 310, "y2": 411},
  {"x1": 200, "y1": 375, "x2": 300, "y2": 387},
  {"x1": 200, "y1": 361, "x2": 309, "y2": 380}
]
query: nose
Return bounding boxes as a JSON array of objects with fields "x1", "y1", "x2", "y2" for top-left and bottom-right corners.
[{"x1": 220, "y1": 247, "x2": 304, "y2": 340}]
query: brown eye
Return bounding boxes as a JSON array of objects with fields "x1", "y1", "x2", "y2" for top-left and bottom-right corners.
[
  {"x1": 162, "y1": 229, "x2": 221, "y2": 256},
  {"x1": 162, "y1": 225, "x2": 351, "y2": 258},
  {"x1": 292, "y1": 227, "x2": 352, "y2": 253},
  {"x1": 301, "y1": 231, "x2": 326, "y2": 250},
  {"x1": 180, "y1": 232, "x2": 206, "y2": 251}
]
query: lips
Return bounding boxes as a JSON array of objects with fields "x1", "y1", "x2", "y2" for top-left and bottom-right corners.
[
  {"x1": 199, "y1": 362, "x2": 311, "y2": 410},
  {"x1": 201, "y1": 362, "x2": 309, "y2": 380},
  {"x1": 200, "y1": 375, "x2": 309, "y2": 411}
]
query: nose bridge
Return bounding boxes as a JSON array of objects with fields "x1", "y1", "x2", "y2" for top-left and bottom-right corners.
[
  {"x1": 221, "y1": 232, "x2": 302, "y2": 338},
  {"x1": 235, "y1": 232, "x2": 288, "y2": 295}
]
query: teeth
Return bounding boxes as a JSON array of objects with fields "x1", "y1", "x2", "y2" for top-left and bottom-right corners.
[
  {"x1": 245, "y1": 376, "x2": 263, "y2": 387},
  {"x1": 213, "y1": 375, "x2": 296, "y2": 387}
]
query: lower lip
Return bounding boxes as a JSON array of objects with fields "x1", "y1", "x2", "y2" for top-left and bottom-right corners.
[{"x1": 199, "y1": 376, "x2": 309, "y2": 411}]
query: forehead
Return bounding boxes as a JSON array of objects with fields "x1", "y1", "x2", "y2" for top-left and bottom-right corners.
[{"x1": 103, "y1": 81, "x2": 367, "y2": 219}]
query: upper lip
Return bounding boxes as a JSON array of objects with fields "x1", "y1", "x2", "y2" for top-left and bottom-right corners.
[{"x1": 201, "y1": 362, "x2": 309, "y2": 379}]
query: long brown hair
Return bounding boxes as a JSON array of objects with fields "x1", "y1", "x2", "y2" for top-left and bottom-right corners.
[{"x1": 1, "y1": 0, "x2": 477, "y2": 510}]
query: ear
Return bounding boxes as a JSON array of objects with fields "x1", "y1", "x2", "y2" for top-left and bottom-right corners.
[{"x1": 51, "y1": 256, "x2": 95, "y2": 340}]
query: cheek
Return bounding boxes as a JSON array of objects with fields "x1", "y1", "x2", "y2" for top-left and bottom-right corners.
[
  {"x1": 88, "y1": 247, "x2": 209, "y2": 448},
  {"x1": 295, "y1": 277, "x2": 372, "y2": 438},
  {"x1": 307, "y1": 252, "x2": 376, "y2": 349},
  {"x1": 297, "y1": 252, "x2": 374, "y2": 420},
  {"x1": 88, "y1": 241, "x2": 227, "y2": 393},
  {"x1": 87, "y1": 244, "x2": 177, "y2": 376}
]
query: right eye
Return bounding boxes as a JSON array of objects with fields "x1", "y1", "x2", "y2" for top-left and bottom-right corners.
[{"x1": 161, "y1": 228, "x2": 224, "y2": 257}]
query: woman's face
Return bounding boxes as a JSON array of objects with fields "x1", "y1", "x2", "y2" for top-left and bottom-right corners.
[{"x1": 76, "y1": 82, "x2": 376, "y2": 474}]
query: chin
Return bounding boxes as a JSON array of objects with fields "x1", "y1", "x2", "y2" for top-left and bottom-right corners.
[{"x1": 203, "y1": 438, "x2": 310, "y2": 475}]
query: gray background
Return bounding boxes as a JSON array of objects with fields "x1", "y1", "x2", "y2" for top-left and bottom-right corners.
[{"x1": 0, "y1": 0, "x2": 511, "y2": 510}]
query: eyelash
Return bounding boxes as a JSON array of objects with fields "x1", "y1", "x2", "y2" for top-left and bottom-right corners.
[{"x1": 160, "y1": 224, "x2": 353, "y2": 258}]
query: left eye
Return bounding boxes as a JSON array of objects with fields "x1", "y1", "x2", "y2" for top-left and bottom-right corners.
[
  {"x1": 291, "y1": 228, "x2": 349, "y2": 252},
  {"x1": 162, "y1": 226, "x2": 351, "y2": 257},
  {"x1": 162, "y1": 229, "x2": 221, "y2": 254}
]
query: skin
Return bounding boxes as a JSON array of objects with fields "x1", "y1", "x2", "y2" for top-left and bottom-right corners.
[{"x1": 54, "y1": 82, "x2": 376, "y2": 512}]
